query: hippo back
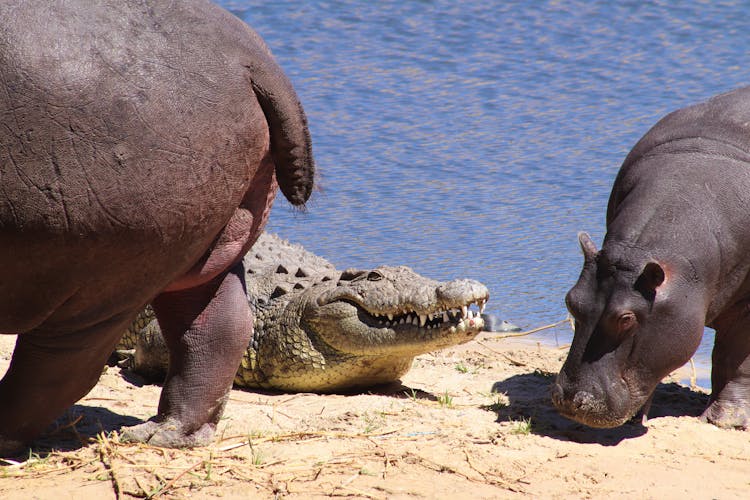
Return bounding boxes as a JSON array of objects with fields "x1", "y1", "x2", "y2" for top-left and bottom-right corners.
[{"x1": 0, "y1": 1, "x2": 275, "y2": 331}]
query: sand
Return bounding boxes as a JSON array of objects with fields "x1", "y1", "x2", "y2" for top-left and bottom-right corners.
[{"x1": 0, "y1": 331, "x2": 746, "y2": 499}]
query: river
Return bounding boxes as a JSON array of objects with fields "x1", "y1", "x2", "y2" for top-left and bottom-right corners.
[{"x1": 221, "y1": 0, "x2": 750, "y2": 387}]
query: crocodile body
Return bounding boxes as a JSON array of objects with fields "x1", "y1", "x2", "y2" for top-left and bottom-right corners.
[{"x1": 120, "y1": 233, "x2": 489, "y2": 392}]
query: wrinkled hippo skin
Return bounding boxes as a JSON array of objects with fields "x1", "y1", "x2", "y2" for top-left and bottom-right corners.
[
  {"x1": 552, "y1": 86, "x2": 750, "y2": 430},
  {"x1": 0, "y1": 0, "x2": 314, "y2": 455}
]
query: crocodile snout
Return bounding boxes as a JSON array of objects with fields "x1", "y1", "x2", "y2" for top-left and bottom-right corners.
[{"x1": 436, "y1": 279, "x2": 488, "y2": 304}]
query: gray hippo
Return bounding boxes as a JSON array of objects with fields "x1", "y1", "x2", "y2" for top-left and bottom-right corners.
[
  {"x1": 0, "y1": 0, "x2": 314, "y2": 454},
  {"x1": 553, "y1": 86, "x2": 750, "y2": 430}
]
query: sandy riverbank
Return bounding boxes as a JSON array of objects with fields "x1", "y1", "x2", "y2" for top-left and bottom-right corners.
[{"x1": 0, "y1": 331, "x2": 745, "y2": 499}]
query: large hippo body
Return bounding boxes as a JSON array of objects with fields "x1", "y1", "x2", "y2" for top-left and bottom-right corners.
[
  {"x1": 553, "y1": 86, "x2": 750, "y2": 429},
  {"x1": 0, "y1": 0, "x2": 314, "y2": 454}
]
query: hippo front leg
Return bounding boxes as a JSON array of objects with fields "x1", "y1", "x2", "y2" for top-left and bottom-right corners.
[
  {"x1": 0, "y1": 312, "x2": 139, "y2": 456},
  {"x1": 702, "y1": 310, "x2": 750, "y2": 429},
  {"x1": 121, "y1": 262, "x2": 252, "y2": 447}
]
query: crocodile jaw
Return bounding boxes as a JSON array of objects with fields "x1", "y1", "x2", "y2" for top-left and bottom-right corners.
[
  {"x1": 304, "y1": 300, "x2": 485, "y2": 357},
  {"x1": 366, "y1": 303, "x2": 485, "y2": 333}
]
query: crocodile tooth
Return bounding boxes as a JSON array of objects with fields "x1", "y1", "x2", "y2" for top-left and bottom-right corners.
[
  {"x1": 419, "y1": 314, "x2": 427, "y2": 327},
  {"x1": 388, "y1": 313, "x2": 394, "y2": 321},
  {"x1": 467, "y1": 310, "x2": 474, "y2": 319},
  {"x1": 479, "y1": 301, "x2": 486, "y2": 314},
  {"x1": 443, "y1": 312, "x2": 449, "y2": 322},
  {"x1": 412, "y1": 315, "x2": 419, "y2": 326},
  {"x1": 461, "y1": 305, "x2": 468, "y2": 317}
]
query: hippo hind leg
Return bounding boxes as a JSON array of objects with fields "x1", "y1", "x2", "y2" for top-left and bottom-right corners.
[
  {"x1": 702, "y1": 309, "x2": 750, "y2": 429},
  {"x1": 120, "y1": 261, "x2": 252, "y2": 447},
  {"x1": 0, "y1": 311, "x2": 140, "y2": 456}
]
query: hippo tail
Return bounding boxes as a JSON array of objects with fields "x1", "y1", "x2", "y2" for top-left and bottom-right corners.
[{"x1": 246, "y1": 52, "x2": 315, "y2": 208}]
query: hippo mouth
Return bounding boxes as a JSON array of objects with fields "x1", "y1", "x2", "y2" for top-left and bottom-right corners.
[
  {"x1": 551, "y1": 388, "x2": 631, "y2": 428},
  {"x1": 551, "y1": 370, "x2": 653, "y2": 428}
]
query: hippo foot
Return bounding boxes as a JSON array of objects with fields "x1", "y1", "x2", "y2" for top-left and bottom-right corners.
[
  {"x1": 120, "y1": 418, "x2": 216, "y2": 448},
  {"x1": 700, "y1": 402, "x2": 750, "y2": 430}
]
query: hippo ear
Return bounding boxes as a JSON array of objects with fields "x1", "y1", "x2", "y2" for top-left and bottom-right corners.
[
  {"x1": 577, "y1": 232, "x2": 598, "y2": 262},
  {"x1": 635, "y1": 261, "x2": 665, "y2": 301}
]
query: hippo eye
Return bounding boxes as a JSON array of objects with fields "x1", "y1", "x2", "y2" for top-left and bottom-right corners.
[
  {"x1": 367, "y1": 271, "x2": 384, "y2": 281},
  {"x1": 617, "y1": 312, "x2": 637, "y2": 334}
]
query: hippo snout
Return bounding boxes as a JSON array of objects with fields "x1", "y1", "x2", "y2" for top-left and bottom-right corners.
[
  {"x1": 572, "y1": 390, "x2": 600, "y2": 412},
  {"x1": 552, "y1": 372, "x2": 634, "y2": 428},
  {"x1": 551, "y1": 382, "x2": 601, "y2": 413}
]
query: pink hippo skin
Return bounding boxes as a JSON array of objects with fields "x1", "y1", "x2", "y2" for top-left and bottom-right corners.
[{"x1": 0, "y1": 0, "x2": 314, "y2": 454}]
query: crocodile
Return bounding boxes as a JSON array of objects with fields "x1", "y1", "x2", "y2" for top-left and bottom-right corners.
[{"x1": 118, "y1": 233, "x2": 490, "y2": 392}]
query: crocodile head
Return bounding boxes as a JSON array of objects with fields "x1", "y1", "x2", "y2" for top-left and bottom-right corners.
[{"x1": 298, "y1": 265, "x2": 489, "y2": 357}]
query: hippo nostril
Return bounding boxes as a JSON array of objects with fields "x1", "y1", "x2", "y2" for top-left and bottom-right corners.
[
  {"x1": 572, "y1": 390, "x2": 600, "y2": 412},
  {"x1": 573, "y1": 391, "x2": 591, "y2": 405},
  {"x1": 551, "y1": 383, "x2": 564, "y2": 406}
]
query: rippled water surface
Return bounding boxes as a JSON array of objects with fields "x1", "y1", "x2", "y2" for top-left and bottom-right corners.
[{"x1": 221, "y1": 0, "x2": 750, "y2": 384}]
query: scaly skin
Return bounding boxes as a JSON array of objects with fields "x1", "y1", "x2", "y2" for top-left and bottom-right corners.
[{"x1": 119, "y1": 233, "x2": 489, "y2": 392}]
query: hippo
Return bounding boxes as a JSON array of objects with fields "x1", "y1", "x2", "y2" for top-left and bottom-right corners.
[
  {"x1": 552, "y1": 86, "x2": 750, "y2": 430},
  {"x1": 0, "y1": 0, "x2": 314, "y2": 454}
]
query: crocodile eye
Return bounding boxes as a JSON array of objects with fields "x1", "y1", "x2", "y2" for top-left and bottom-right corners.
[
  {"x1": 340, "y1": 269, "x2": 366, "y2": 281},
  {"x1": 367, "y1": 271, "x2": 384, "y2": 281},
  {"x1": 617, "y1": 312, "x2": 637, "y2": 334}
]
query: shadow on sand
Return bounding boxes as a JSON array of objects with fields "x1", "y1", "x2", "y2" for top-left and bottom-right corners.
[
  {"x1": 368, "y1": 382, "x2": 441, "y2": 403},
  {"x1": 22, "y1": 405, "x2": 144, "y2": 459},
  {"x1": 484, "y1": 370, "x2": 710, "y2": 446}
]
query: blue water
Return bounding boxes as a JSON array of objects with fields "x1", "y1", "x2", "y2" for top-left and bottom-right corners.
[{"x1": 221, "y1": 0, "x2": 750, "y2": 386}]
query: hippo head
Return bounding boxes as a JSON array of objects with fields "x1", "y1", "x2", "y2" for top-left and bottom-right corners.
[{"x1": 552, "y1": 232, "x2": 706, "y2": 428}]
